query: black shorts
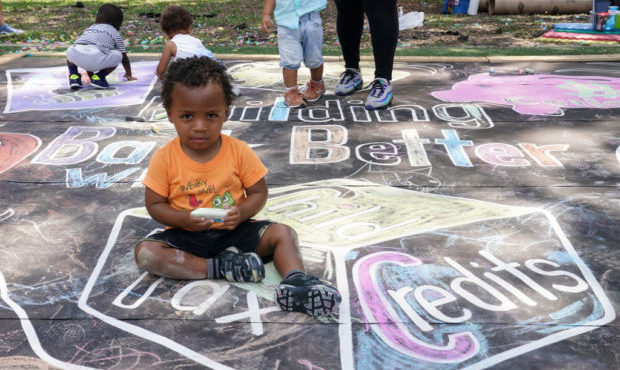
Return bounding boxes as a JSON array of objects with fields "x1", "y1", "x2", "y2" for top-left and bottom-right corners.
[{"x1": 140, "y1": 219, "x2": 274, "y2": 259}]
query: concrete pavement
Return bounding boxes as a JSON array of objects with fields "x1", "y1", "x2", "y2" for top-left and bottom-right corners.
[{"x1": 0, "y1": 54, "x2": 618, "y2": 369}]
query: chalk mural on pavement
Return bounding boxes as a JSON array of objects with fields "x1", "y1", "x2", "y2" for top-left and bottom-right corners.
[{"x1": 431, "y1": 74, "x2": 620, "y2": 116}]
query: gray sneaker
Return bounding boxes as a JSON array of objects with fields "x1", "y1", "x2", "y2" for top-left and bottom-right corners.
[
  {"x1": 215, "y1": 246, "x2": 265, "y2": 283},
  {"x1": 0, "y1": 24, "x2": 23, "y2": 35},
  {"x1": 275, "y1": 273, "x2": 341, "y2": 316},
  {"x1": 365, "y1": 78, "x2": 393, "y2": 110},
  {"x1": 335, "y1": 68, "x2": 363, "y2": 96}
]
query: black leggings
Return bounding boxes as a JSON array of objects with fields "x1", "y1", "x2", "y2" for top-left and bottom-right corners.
[{"x1": 333, "y1": 0, "x2": 398, "y2": 81}]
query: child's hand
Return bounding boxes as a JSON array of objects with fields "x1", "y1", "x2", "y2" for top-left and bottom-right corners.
[
  {"x1": 220, "y1": 206, "x2": 242, "y2": 230},
  {"x1": 125, "y1": 74, "x2": 137, "y2": 81},
  {"x1": 185, "y1": 211, "x2": 215, "y2": 232},
  {"x1": 261, "y1": 15, "x2": 272, "y2": 33}
]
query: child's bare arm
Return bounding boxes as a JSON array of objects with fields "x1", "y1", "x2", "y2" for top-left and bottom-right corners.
[
  {"x1": 121, "y1": 53, "x2": 137, "y2": 81},
  {"x1": 261, "y1": 0, "x2": 276, "y2": 32},
  {"x1": 145, "y1": 187, "x2": 213, "y2": 231},
  {"x1": 156, "y1": 41, "x2": 177, "y2": 80},
  {"x1": 220, "y1": 178, "x2": 268, "y2": 230}
]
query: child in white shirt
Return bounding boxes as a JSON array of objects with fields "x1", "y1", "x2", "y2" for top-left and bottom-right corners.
[{"x1": 155, "y1": 5, "x2": 241, "y2": 95}]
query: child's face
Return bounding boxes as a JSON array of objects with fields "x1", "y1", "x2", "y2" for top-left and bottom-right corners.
[{"x1": 166, "y1": 82, "x2": 229, "y2": 160}]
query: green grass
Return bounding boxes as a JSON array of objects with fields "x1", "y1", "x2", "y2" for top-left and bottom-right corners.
[
  {"x1": 1, "y1": 0, "x2": 618, "y2": 58},
  {"x1": 4, "y1": 44, "x2": 617, "y2": 58}
]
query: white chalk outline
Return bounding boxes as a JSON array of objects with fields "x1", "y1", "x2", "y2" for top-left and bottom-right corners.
[
  {"x1": 460, "y1": 208, "x2": 615, "y2": 369},
  {"x1": 78, "y1": 208, "x2": 233, "y2": 370},
  {"x1": 79, "y1": 186, "x2": 615, "y2": 370},
  {"x1": 3, "y1": 61, "x2": 158, "y2": 113},
  {"x1": 0, "y1": 270, "x2": 94, "y2": 369}
]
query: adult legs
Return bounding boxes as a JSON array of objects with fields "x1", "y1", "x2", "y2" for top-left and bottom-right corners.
[
  {"x1": 362, "y1": 0, "x2": 398, "y2": 81},
  {"x1": 334, "y1": 0, "x2": 364, "y2": 71}
]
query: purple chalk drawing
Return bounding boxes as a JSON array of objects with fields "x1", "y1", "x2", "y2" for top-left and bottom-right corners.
[
  {"x1": 4, "y1": 61, "x2": 158, "y2": 113},
  {"x1": 431, "y1": 73, "x2": 620, "y2": 116},
  {"x1": 352, "y1": 251, "x2": 479, "y2": 363}
]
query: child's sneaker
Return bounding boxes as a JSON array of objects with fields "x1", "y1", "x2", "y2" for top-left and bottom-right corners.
[
  {"x1": 300, "y1": 80, "x2": 325, "y2": 102},
  {"x1": 275, "y1": 273, "x2": 341, "y2": 316},
  {"x1": 365, "y1": 78, "x2": 393, "y2": 110},
  {"x1": 335, "y1": 68, "x2": 363, "y2": 96},
  {"x1": 215, "y1": 246, "x2": 265, "y2": 283},
  {"x1": 0, "y1": 24, "x2": 23, "y2": 35},
  {"x1": 69, "y1": 74, "x2": 82, "y2": 90},
  {"x1": 90, "y1": 73, "x2": 110, "y2": 89},
  {"x1": 284, "y1": 88, "x2": 306, "y2": 108}
]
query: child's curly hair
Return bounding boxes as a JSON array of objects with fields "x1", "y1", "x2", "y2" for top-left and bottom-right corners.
[
  {"x1": 159, "y1": 5, "x2": 193, "y2": 36},
  {"x1": 95, "y1": 4, "x2": 123, "y2": 30},
  {"x1": 162, "y1": 56, "x2": 235, "y2": 110}
]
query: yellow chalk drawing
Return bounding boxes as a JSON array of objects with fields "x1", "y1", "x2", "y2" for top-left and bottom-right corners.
[
  {"x1": 258, "y1": 179, "x2": 536, "y2": 249},
  {"x1": 227, "y1": 61, "x2": 409, "y2": 88}
]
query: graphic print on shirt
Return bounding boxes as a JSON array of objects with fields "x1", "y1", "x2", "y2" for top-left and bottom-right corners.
[
  {"x1": 212, "y1": 190, "x2": 234, "y2": 208},
  {"x1": 186, "y1": 194, "x2": 203, "y2": 209}
]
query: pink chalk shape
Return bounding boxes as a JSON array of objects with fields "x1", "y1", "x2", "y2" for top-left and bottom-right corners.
[
  {"x1": 4, "y1": 61, "x2": 157, "y2": 113},
  {"x1": 0, "y1": 133, "x2": 41, "y2": 174},
  {"x1": 352, "y1": 251, "x2": 479, "y2": 363},
  {"x1": 431, "y1": 74, "x2": 620, "y2": 116},
  {"x1": 475, "y1": 143, "x2": 530, "y2": 167}
]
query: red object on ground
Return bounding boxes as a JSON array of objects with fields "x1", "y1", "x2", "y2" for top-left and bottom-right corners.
[{"x1": 541, "y1": 30, "x2": 620, "y2": 42}]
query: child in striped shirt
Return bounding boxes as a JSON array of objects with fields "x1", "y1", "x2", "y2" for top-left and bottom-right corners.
[{"x1": 66, "y1": 4, "x2": 136, "y2": 90}]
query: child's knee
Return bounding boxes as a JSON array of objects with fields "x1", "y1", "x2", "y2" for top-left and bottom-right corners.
[
  {"x1": 270, "y1": 223, "x2": 298, "y2": 245},
  {"x1": 134, "y1": 241, "x2": 165, "y2": 272}
]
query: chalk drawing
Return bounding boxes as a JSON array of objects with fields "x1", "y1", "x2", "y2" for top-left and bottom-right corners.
[
  {"x1": 0, "y1": 208, "x2": 15, "y2": 222},
  {"x1": 112, "y1": 272, "x2": 164, "y2": 309},
  {"x1": 431, "y1": 74, "x2": 620, "y2": 116},
  {"x1": 435, "y1": 129, "x2": 474, "y2": 167},
  {"x1": 31, "y1": 126, "x2": 116, "y2": 166},
  {"x1": 432, "y1": 103, "x2": 494, "y2": 129},
  {"x1": 290, "y1": 125, "x2": 349, "y2": 164},
  {"x1": 352, "y1": 252, "x2": 479, "y2": 362},
  {"x1": 518, "y1": 143, "x2": 569, "y2": 167},
  {"x1": 0, "y1": 270, "x2": 94, "y2": 369},
  {"x1": 6, "y1": 58, "x2": 615, "y2": 369},
  {"x1": 260, "y1": 179, "x2": 535, "y2": 249},
  {"x1": 214, "y1": 292, "x2": 280, "y2": 336},
  {"x1": 226, "y1": 61, "x2": 409, "y2": 89},
  {"x1": 78, "y1": 208, "x2": 234, "y2": 370},
  {"x1": 223, "y1": 99, "x2": 490, "y2": 125},
  {"x1": 3, "y1": 61, "x2": 158, "y2": 113},
  {"x1": 0, "y1": 133, "x2": 41, "y2": 174},
  {"x1": 76, "y1": 179, "x2": 615, "y2": 369},
  {"x1": 291, "y1": 125, "x2": 570, "y2": 169},
  {"x1": 475, "y1": 143, "x2": 531, "y2": 167}
]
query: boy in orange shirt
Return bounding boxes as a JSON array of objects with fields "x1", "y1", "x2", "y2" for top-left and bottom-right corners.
[{"x1": 134, "y1": 56, "x2": 341, "y2": 317}]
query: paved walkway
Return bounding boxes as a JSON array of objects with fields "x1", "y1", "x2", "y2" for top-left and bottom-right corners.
[{"x1": 0, "y1": 54, "x2": 618, "y2": 369}]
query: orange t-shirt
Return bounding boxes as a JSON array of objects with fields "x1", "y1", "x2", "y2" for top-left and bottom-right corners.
[{"x1": 144, "y1": 135, "x2": 268, "y2": 228}]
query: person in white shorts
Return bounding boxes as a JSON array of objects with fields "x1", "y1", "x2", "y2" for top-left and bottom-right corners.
[{"x1": 66, "y1": 4, "x2": 136, "y2": 90}]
